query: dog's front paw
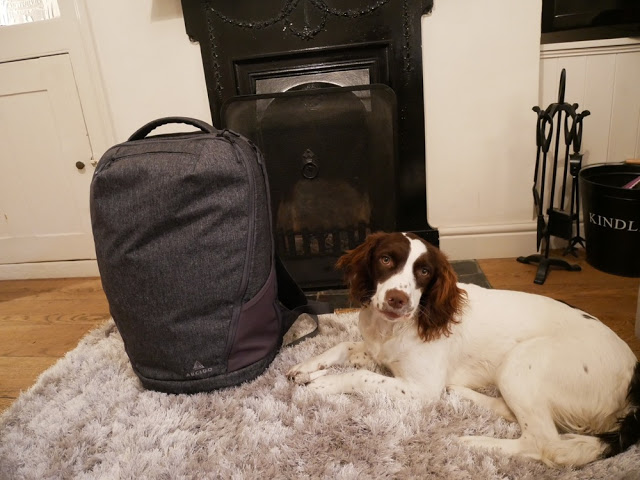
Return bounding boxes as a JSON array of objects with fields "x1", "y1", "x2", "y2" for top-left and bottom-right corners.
[
  {"x1": 286, "y1": 363, "x2": 329, "y2": 385},
  {"x1": 458, "y1": 435, "x2": 483, "y2": 448},
  {"x1": 306, "y1": 374, "x2": 345, "y2": 395},
  {"x1": 458, "y1": 435, "x2": 503, "y2": 452}
]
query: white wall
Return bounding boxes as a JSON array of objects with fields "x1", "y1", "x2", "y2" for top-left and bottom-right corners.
[
  {"x1": 422, "y1": 0, "x2": 543, "y2": 260},
  {"x1": 84, "y1": 0, "x2": 210, "y2": 143}
]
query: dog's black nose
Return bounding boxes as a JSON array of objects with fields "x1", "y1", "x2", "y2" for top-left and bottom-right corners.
[{"x1": 386, "y1": 289, "x2": 409, "y2": 309}]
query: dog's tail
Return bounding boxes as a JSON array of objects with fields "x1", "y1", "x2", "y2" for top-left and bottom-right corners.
[
  {"x1": 542, "y1": 362, "x2": 640, "y2": 467},
  {"x1": 597, "y1": 361, "x2": 640, "y2": 459}
]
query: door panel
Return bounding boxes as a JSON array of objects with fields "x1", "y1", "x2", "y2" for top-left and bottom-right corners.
[{"x1": 0, "y1": 54, "x2": 95, "y2": 263}]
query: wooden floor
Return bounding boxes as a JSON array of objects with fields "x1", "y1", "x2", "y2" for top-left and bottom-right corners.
[{"x1": 1, "y1": 251, "x2": 639, "y2": 414}]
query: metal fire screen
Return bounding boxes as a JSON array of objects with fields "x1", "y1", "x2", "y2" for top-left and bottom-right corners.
[{"x1": 224, "y1": 85, "x2": 397, "y2": 289}]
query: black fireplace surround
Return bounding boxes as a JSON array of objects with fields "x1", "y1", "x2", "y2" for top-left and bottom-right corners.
[{"x1": 181, "y1": 0, "x2": 438, "y2": 290}]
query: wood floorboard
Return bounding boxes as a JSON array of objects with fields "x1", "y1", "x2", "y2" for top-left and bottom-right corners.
[
  {"x1": 0, "y1": 356, "x2": 59, "y2": 402},
  {"x1": 0, "y1": 277, "x2": 109, "y2": 414},
  {"x1": 0, "y1": 252, "x2": 638, "y2": 414}
]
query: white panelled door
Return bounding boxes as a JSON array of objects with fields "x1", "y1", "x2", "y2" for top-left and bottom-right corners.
[{"x1": 0, "y1": 53, "x2": 95, "y2": 264}]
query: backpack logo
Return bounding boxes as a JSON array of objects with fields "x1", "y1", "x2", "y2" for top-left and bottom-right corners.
[
  {"x1": 192, "y1": 361, "x2": 205, "y2": 370},
  {"x1": 186, "y1": 360, "x2": 213, "y2": 377}
]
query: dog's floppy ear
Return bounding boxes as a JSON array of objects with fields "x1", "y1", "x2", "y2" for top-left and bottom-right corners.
[
  {"x1": 336, "y1": 232, "x2": 386, "y2": 305},
  {"x1": 417, "y1": 244, "x2": 466, "y2": 341}
]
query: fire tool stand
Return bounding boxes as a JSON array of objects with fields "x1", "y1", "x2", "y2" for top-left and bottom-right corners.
[{"x1": 517, "y1": 69, "x2": 590, "y2": 285}]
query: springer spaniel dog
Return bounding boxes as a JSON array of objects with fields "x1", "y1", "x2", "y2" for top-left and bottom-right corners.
[{"x1": 287, "y1": 232, "x2": 640, "y2": 467}]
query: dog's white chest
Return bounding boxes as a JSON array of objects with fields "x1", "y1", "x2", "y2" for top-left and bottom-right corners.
[{"x1": 358, "y1": 309, "x2": 409, "y2": 374}]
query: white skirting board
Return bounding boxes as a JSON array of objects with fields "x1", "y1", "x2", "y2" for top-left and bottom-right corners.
[
  {"x1": 0, "y1": 260, "x2": 100, "y2": 280},
  {"x1": 439, "y1": 230, "x2": 538, "y2": 261},
  {"x1": 436, "y1": 221, "x2": 577, "y2": 261}
]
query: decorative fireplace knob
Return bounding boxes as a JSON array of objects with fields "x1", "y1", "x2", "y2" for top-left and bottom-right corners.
[{"x1": 301, "y1": 149, "x2": 318, "y2": 179}]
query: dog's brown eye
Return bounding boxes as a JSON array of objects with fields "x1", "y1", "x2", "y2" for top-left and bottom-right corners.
[
  {"x1": 419, "y1": 267, "x2": 429, "y2": 276},
  {"x1": 380, "y1": 255, "x2": 392, "y2": 265}
]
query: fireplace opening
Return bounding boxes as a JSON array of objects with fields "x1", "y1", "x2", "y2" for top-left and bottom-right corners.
[
  {"x1": 181, "y1": 0, "x2": 438, "y2": 290},
  {"x1": 223, "y1": 84, "x2": 397, "y2": 289}
]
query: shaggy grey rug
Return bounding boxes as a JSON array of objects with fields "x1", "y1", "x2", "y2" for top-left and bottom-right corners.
[{"x1": 1, "y1": 312, "x2": 639, "y2": 480}]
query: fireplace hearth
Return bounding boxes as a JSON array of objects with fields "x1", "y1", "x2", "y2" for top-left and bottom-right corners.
[{"x1": 182, "y1": 0, "x2": 438, "y2": 290}]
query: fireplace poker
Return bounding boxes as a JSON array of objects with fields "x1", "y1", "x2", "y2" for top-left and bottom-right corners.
[
  {"x1": 560, "y1": 104, "x2": 578, "y2": 211},
  {"x1": 536, "y1": 112, "x2": 554, "y2": 251},
  {"x1": 565, "y1": 109, "x2": 589, "y2": 254},
  {"x1": 547, "y1": 70, "x2": 569, "y2": 214},
  {"x1": 533, "y1": 106, "x2": 544, "y2": 187}
]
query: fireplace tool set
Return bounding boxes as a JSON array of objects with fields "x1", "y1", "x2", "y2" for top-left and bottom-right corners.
[{"x1": 517, "y1": 69, "x2": 590, "y2": 284}]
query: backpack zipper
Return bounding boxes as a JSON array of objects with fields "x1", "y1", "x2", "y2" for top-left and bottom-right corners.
[
  {"x1": 232, "y1": 139, "x2": 256, "y2": 302},
  {"x1": 223, "y1": 134, "x2": 257, "y2": 364}
]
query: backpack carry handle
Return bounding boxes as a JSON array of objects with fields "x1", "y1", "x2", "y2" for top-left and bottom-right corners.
[{"x1": 128, "y1": 117, "x2": 217, "y2": 141}]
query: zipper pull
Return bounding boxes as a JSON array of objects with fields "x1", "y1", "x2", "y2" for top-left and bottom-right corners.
[{"x1": 217, "y1": 129, "x2": 240, "y2": 140}]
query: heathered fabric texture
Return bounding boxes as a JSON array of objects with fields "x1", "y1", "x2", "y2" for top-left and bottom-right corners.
[{"x1": 90, "y1": 120, "x2": 279, "y2": 393}]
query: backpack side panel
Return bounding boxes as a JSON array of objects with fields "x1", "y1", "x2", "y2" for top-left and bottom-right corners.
[{"x1": 222, "y1": 136, "x2": 282, "y2": 373}]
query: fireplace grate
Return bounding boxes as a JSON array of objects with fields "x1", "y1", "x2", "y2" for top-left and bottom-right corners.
[{"x1": 277, "y1": 224, "x2": 371, "y2": 259}]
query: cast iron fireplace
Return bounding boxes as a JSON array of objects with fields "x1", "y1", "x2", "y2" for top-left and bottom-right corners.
[{"x1": 181, "y1": 0, "x2": 438, "y2": 290}]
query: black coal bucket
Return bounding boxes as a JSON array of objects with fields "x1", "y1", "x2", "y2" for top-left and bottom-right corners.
[{"x1": 579, "y1": 163, "x2": 640, "y2": 277}]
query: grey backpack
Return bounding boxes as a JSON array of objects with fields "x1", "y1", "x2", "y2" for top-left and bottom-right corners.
[{"x1": 90, "y1": 117, "x2": 330, "y2": 394}]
